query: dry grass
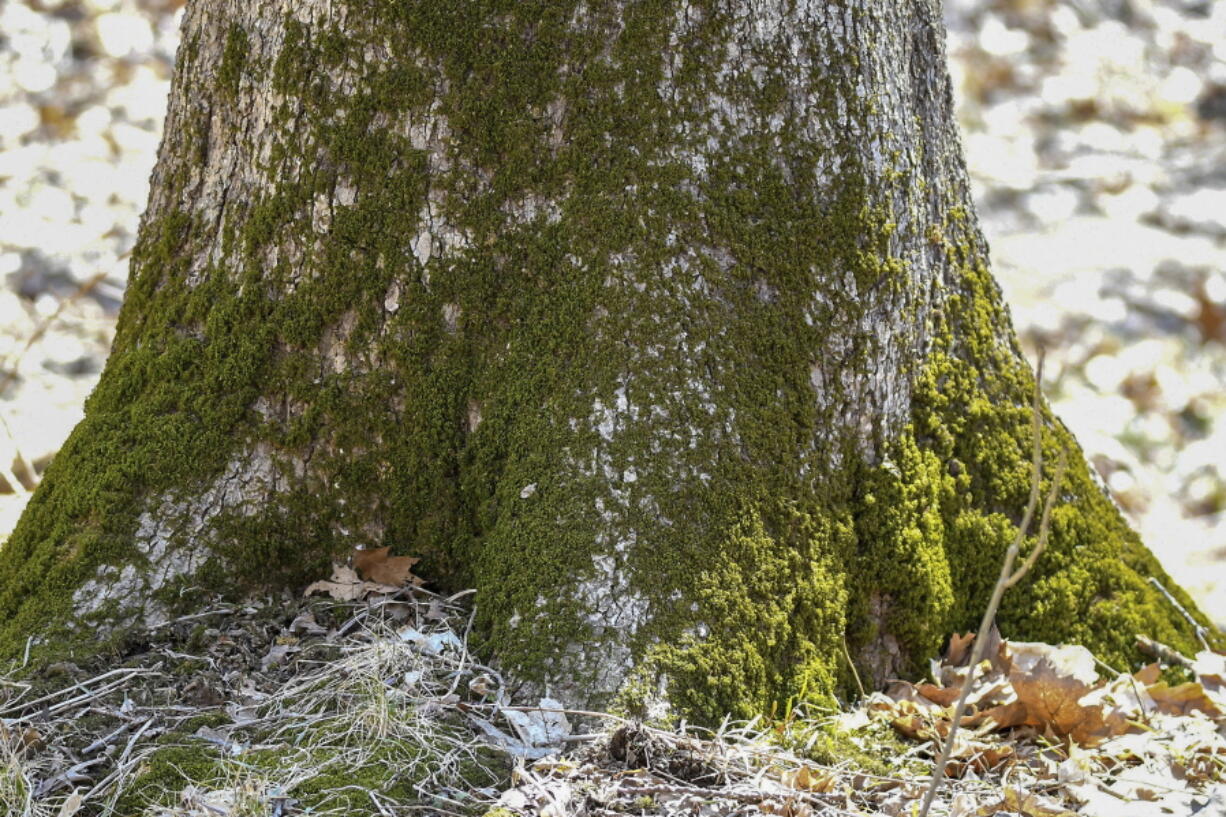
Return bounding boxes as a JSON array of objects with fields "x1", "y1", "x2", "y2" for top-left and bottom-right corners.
[
  {"x1": 1, "y1": 733, "x2": 48, "y2": 817},
  {"x1": 0, "y1": 591, "x2": 512, "y2": 817}
]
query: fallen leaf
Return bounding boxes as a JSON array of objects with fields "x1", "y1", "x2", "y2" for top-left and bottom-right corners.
[
  {"x1": 303, "y1": 563, "x2": 400, "y2": 601},
  {"x1": 352, "y1": 546, "x2": 422, "y2": 587},
  {"x1": 1005, "y1": 642, "x2": 1129, "y2": 745},
  {"x1": 1193, "y1": 651, "x2": 1226, "y2": 689},
  {"x1": 260, "y1": 643, "x2": 294, "y2": 671},
  {"x1": 918, "y1": 682, "x2": 961, "y2": 706},
  {"x1": 890, "y1": 711, "x2": 933, "y2": 740},
  {"x1": 1134, "y1": 663, "x2": 1162, "y2": 685},
  {"x1": 288, "y1": 610, "x2": 327, "y2": 635},
  {"x1": 944, "y1": 735, "x2": 1015, "y2": 776},
  {"x1": 781, "y1": 765, "x2": 838, "y2": 793},
  {"x1": 977, "y1": 786, "x2": 1077, "y2": 816},
  {"x1": 0, "y1": 723, "x2": 42, "y2": 752},
  {"x1": 1144, "y1": 681, "x2": 1222, "y2": 718},
  {"x1": 760, "y1": 798, "x2": 813, "y2": 817},
  {"x1": 397, "y1": 625, "x2": 463, "y2": 654},
  {"x1": 966, "y1": 699, "x2": 1029, "y2": 731},
  {"x1": 56, "y1": 792, "x2": 83, "y2": 817},
  {"x1": 501, "y1": 697, "x2": 572, "y2": 747},
  {"x1": 885, "y1": 679, "x2": 945, "y2": 710},
  {"x1": 946, "y1": 631, "x2": 976, "y2": 665}
]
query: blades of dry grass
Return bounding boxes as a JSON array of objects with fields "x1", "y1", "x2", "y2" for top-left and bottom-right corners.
[{"x1": 1, "y1": 731, "x2": 57, "y2": 817}]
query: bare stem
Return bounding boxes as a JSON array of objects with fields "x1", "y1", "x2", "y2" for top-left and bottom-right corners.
[{"x1": 915, "y1": 353, "x2": 1065, "y2": 817}]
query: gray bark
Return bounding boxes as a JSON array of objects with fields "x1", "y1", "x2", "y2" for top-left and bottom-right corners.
[{"x1": 0, "y1": 0, "x2": 1211, "y2": 719}]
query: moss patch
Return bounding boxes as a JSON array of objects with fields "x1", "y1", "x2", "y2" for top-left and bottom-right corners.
[{"x1": 0, "y1": 0, "x2": 1216, "y2": 725}]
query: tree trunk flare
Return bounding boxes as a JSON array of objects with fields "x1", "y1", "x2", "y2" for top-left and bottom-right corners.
[{"x1": 0, "y1": 0, "x2": 1214, "y2": 719}]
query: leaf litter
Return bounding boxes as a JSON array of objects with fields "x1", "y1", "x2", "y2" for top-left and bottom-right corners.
[
  {"x1": 301, "y1": 546, "x2": 424, "y2": 601},
  {"x1": 2, "y1": 576, "x2": 1224, "y2": 816}
]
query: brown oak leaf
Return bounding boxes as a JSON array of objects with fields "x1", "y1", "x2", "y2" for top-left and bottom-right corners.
[
  {"x1": 1005, "y1": 642, "x2": 1129, "y2": 746},
  {"x1": 946, "y1": 631, "x2": 976, "y2": 666},
  {"x1": 1144, "y1": 681, "x2": 1223, "y2": 718},
  {"x1": 352, "y1": 546, "x2": 422, "y2": 587}
]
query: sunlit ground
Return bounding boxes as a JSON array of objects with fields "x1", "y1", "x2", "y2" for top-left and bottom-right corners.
[{"x1": 1, "y1": 0, "x2": 1224, "y2": 623}]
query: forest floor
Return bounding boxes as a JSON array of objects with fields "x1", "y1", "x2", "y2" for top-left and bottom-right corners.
[
  {"x1": 2, "y1": 0, "x2": 1225, "y2": 621},
  {"x1": 2, "y1": 575, "x2": 1225, "y2": 817},
  {"x1": 3, "y1": 1, "x2": 1226, "y2": 814}
]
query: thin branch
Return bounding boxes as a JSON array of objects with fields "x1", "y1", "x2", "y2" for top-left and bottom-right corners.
[
  {"x1": 841, "y1": 635, "x2": 867, "y2": 699},
  {"x1": 1147, "y1": 577, "x2": 1212, "y2": 651},
  {"x1": 916, "y1": 353, "x2": 1065, "y2": 817},
  {"x1": 1004, "y1": 448, "x2": 1067, "y2": 589}
]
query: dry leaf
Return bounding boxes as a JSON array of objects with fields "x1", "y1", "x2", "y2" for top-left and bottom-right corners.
[
  {"x1": 57, "y1": 792, "x2": 83, "y2": 817},
  {"x1": 944, "y1": 734, "x2": 1016, "y2": 777},
  {"x1": 918, "y1": 682, "x2": 962, "y2": 706},
  {"x1": 352, "y1": 546, "x2": 422, "y2": 587},
  {"x1": 966, "y1": 699, "x2": 1029, "y2": 731},
  {"x1": 1144, "y1": 681, "x2": 1222, "y2": 718},
  {"x1": 946, "y1": 631, "x2": 976, "y2": 665},
  {"x1": 1134, "y1": 663, "x2": 1162, "y2": 685},
  {"x1": 780, "y1": 765, "x2": 838, "y2": 793},
  {"x1": 760, "y1": 798, "x2": 813, "y2": 817},
  {"x1": 289, "y1": 610, "x2": 327, "y2": 635},
  {"x1": 1006, "y1": 646, "x2": 1095, "y2": 735},
  {"x1": 977, "y1": 786, "x2": 1077, "y2": 816},
  {"x1": 885, "y1": 680, "x2": 945, "y2": 709},
  {"x1": 889, "y1": 699, "x2": 941, "y2": 741},
  {"x1": 0, "y1": 723, "x2": 42, "y2": 752},
  {"x1": 887, "y1": 638, "x2": 1139, "y2": 748},
  {"x1": 1005, "y1": 642, "x2": 1129, "y2": 745},
  {"x1": 1193, "y1": 651, "x2": 1226, "y2": 689},
  {"x1": 303, "y1": 563, "x2": 400, "y2": 601}
]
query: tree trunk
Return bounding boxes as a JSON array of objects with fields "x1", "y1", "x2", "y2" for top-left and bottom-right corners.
[{"x1": 0, "y1": 0, "x2": 1214, "y2": 720}]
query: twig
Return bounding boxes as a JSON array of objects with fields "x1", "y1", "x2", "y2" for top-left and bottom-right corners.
[
  {"x1": 34, "y1": 757, "x2": 109, "y2": 797},
  {"x1": 1147, "y1": 577, "x2": 1212, "y2": 651},
  {"x1": 916, "y1": 353, "x2": 1067, "y2": 817},
  {"x1": 147, "y1": 606, "x2": 236, "y2": 630},
  {"x1": 0, "y1": 666, "x2": 156, "y2": 718},
  {"x1": 115, "y1": 716, "x2": 157, "y2": 767},
  {"x1": 6, "y1": 675, "x2": 139, "y2": 724},
  {"x1": 1135, "y1": 633, "x2": 1195, "y2": 669},
  {"x1": 83, "y1": 719, "x2": 137, "y2": 754}
]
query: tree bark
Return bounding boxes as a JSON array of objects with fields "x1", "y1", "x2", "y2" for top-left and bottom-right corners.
[{"x1": 0, "y1": 0, "x2": 1214, "y2": 719}]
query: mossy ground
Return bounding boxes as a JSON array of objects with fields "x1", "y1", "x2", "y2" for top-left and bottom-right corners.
[
  {"x1": 1, "y1": 594, "x2": 511, "y2": 817},
  {"x1": 0, "y1": 0, "x2": 1217, "y2": 726},
  {"x1": 110, "y1": 735, "x2": 504, "y2": 815}
]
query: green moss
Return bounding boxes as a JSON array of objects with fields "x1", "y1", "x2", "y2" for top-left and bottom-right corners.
[
  {"x1": 112, "y1": 745, "x2": 225, "y2": 814},
  {"x1": 859, "y1": 255, "x2": 1218, "y2": 671},
  {"x1": 179, "y1": 712, "x2": 233, "y2": 732},
  {"x1": 644, "y1": 505, "x2": 850, "y2": 721},
  {"x1": 797, "y1": 718, "x2": 917, "y2": 778},
  {"x1": 218, "y1": 24, "x2": 249, "y2": 98},
  {"x1": 109, "y1": 719, "x2": 507, "y2": 815},
  {"x1": 0, "y1": 0, "x2": 1216, "y2": 726}
]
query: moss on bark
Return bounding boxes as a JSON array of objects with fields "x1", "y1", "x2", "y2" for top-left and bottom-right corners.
[{"x1": 0, "y1": 0, "x2": 1216, "y2": 722}]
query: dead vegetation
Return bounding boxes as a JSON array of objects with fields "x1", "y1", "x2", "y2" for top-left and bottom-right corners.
[{"x1": 1, "y1": 570, "x2": 1223, "y2": 817}]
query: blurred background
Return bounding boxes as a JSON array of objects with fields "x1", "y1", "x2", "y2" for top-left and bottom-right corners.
[{"x1": 1, "y1": 0, "x2": 1223, "y2": 624}]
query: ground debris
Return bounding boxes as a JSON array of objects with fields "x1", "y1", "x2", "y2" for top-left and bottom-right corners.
[
  {"x1": 4, "y1": 598, "x2": 1225, "y2": 817},
  {"x1": 1, "y1": 585, "x2": 510, "y2": 816}
]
